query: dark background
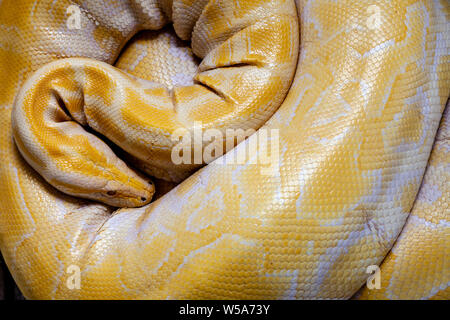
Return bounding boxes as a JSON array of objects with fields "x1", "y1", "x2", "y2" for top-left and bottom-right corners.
[{"x1": 0, "y1": 252, "x2": 24, "y2": 300}]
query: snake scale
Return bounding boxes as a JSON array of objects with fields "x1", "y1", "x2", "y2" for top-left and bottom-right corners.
[{"x1": 0, "y1": 0, "x2": 448, "y2": 299}]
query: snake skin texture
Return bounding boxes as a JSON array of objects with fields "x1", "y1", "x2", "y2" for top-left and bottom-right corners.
[
  {"x1": 0, "y1": 0, "x2": 449, "y2": 299},
  {"x1": 355, "y1": 101, "x2": 449, "y2": 300}
]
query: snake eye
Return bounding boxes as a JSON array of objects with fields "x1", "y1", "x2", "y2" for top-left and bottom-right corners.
[
  {"x1": 107, "y1": 191, "x2": 116, "y2": 196},
  {"x1": 141, "y1": 197, "x2": 147, "y2": 202}
]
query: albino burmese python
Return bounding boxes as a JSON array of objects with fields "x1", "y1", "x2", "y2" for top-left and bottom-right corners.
[{"x1": 0, "y1": 0, "x2": 448, "y2": 299}]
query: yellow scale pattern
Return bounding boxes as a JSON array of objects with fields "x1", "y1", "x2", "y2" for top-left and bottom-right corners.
[{"x1": 0, "y1": 0, "x2": 448, "y2": 299}]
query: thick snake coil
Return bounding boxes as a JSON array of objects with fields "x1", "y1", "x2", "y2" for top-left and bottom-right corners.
[{"x1": 0, "y1": 0, "x2": 448, "y2": 299}]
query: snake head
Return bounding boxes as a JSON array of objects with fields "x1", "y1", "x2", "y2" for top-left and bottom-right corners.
[
  {"x1": 96, "y1": 177, "x2": 155, "y2": 208},
  {"x1": 41, "y1": 161, "x2": 156, "y2": 208}
]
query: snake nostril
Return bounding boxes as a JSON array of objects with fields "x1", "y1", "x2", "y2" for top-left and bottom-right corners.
[
  {"x1": 141, "y1": 197, "x2": 147, "y2": 202},
  {"x1": 107, "y1": 191, "x2": 116, "y2": 196}
]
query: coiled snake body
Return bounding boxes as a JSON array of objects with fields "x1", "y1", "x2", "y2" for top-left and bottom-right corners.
[{"x1": 0, "y1": 0, "x2": 448, "y2": 299}]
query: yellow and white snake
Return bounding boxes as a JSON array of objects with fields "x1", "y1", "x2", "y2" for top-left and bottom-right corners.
[{"x1": 0, "y1": 0, "x2": 448, "y2": 299}]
